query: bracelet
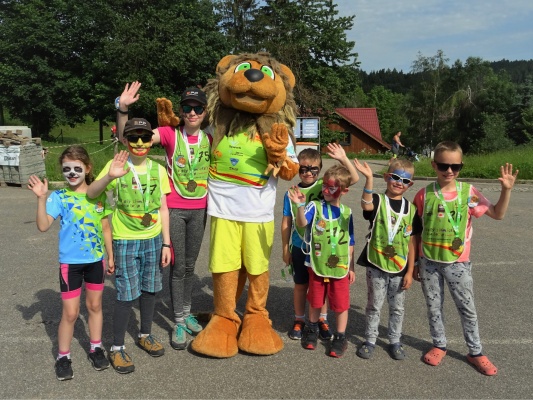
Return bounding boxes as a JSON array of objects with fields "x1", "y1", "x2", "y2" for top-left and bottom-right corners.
[
  {"x1": 162, "y1": 243, "x2": 171, "y2": 248},
  {"x1": 361, "y1": 198, "x2": 372, "y2": 205},
  {"x1": 117, "y1": 108, "x2": 129, "y2": 115},
  {"x1": 297, "y1": 202, "x2": 306, "y2": 208},
  {"x1": 363, "y1": 187, "x2": 373, "y2": 194}
]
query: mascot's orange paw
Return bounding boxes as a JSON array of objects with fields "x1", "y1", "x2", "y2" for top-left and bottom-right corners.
[
  {"x1": 237, "y1": 313, "x2": 284, "y2": 355},
  {"x1": 156, "y1": 97, "x2": 180, "y2": 127},
  {"x1": 191, "y1": 315, "x2": 239, "y2": 358}
]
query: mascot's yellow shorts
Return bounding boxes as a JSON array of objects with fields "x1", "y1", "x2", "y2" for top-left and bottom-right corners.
[{"x1": 209, "y1": 216, "x2": 274, "y2": 275}]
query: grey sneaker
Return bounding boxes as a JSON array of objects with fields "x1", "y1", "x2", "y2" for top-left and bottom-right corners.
[
  {"x1": 170, "y1": 324, "x2": 189, "y2": 350},
  {"x1": 184, "y1": 315, "x2": 203, "y2": 335}
]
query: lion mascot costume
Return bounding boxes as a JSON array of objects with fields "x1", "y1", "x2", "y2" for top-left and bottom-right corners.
[{"x1": 156, "y1": 53, "x2": 299, "y2": 358}]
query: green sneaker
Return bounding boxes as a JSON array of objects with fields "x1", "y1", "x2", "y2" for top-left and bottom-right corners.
[
  {"x1": 109, "y1": 349, "x2": 135, "y2": 374},
  {"x1": 137, "y1": 335, "x2": 165, "y2": 357},
  {"x1": 184, "y1": 315, "x2": 203, "y2": 335},
  {"x1": 170, "y1": 324, "x2": 189, "y2": 350}
]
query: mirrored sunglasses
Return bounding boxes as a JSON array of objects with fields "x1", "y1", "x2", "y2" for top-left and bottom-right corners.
[
  {"x1": 182, "y1": 105, "x2": 205, "y2": 114},
  {"x1": 387, "y1": 173, "x2": 412, "y2": 185},
  {"x1": 125, "y1": 133, "x2": 153, "y2": 143},
  {"x1": 299, "y1": 165, "x2": 320, "y2": 175},
  {"x1": 435, "y1": 162, "x2": 463, "y2": 172}
]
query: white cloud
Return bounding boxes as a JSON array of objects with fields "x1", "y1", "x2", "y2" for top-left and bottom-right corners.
[{"x1": 334, "y1": 0, "x2": 533, "y2": 71}]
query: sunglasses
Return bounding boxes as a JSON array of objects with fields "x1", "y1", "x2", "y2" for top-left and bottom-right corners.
[
  {"x1": 299, "y1": 165, "x2": 320, "y2": 175},
  {"x1": 387, "y1": 173, "x2": 412, "y2": 185},
  {"x1": 435, "y1": 162, "x2": 463, "y2": 172},
  {"x1": 125, "y1": 133, "x2": 153, "y2": 143},
  {"x1": 182, "y1": 105, "x2": 205, "y2": 114}
]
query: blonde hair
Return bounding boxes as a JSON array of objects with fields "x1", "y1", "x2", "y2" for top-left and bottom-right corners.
[
  {"x1": 388, "y1": 158, "x2": 414, "y2": 175},
  {"x1": 433, "y1": 141, "x2": 463, "y2": 160},
  {"x1": 323, "y1": 164, "x2": 351, "y2": 190},
  {"x1": 298, "y1": 148, "x2": 322, "y2": 169}
]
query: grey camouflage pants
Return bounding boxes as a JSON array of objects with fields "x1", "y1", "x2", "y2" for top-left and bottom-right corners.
[{"x1": 419, "y1": 257, "x2": 482, "y2": 355}]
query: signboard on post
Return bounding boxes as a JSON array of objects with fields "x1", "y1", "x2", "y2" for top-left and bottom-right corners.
[{"x1": 294, "y1": 117, "x2": 321, "y2": 155}]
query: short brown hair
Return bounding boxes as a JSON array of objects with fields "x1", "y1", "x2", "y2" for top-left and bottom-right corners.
[
  {"x1": 388, "y1": 158, "x2": 415, "y2": 175},
  {"x1": 298, "y1": 148, "x2": 322, "y2": 169},
  {"x1": 59, "y1": 145, "x2": 94, "y2": 184},
  {"x1": 323, "y1": 164, "x2": 351, "y2": 190},
  {"x1": 433, "y1": 141, "x2": 463, "y2": 160}
]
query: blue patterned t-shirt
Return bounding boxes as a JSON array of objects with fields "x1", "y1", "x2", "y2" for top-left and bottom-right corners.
[{"x1": 46, "y1": 188, "x2": 112, "y2": 264}]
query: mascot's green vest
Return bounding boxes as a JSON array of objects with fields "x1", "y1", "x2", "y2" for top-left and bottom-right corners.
[
  {"x1": 422, "y1": 182, "x2": 470, "y2": 263},
  {"x1": 209, "y1": 131, "x2": 269, "y2": 187},
  {"x1": 169, "y1": 128, "x2": 210, "y2": 199},
  {"x1": 290, "y1": 178, "x2": 323, "y2": 240},
  {"x1": 367, "y1": 194, "x2": 416, "y2": 273},
  {"x1": 309, "y1": 200, "x2": 351, "y2": 279}
]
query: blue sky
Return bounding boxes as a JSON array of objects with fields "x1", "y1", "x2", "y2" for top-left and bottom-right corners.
[{"x1": 334, "y1": 0, "x2": 533, "y2": 72}]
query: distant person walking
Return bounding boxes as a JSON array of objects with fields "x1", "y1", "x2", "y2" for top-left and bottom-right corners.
[{"x1": 391, "y1": 132, "x2": 404, "y2": 158}]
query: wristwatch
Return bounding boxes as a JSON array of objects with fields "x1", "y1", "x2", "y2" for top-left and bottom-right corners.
[
  {"x1": 115, "y1": 96, "x2": 128, "y2": 114},
  {"x1": 162, "y1": 243, "x2": 171, "y2": 248}
]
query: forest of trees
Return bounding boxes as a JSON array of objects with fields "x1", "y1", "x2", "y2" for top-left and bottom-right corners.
[{"x1": 1, "y1": 0, "x2": 532, "y2": 154}]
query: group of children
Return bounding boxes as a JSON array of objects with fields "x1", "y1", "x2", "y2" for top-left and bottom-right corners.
[
  {"x1": 282, "y1": 141, "x2": 518, "y2": 376},
  {"x1": 30, "y1": 103, "x2": 518, "y2": 380}
]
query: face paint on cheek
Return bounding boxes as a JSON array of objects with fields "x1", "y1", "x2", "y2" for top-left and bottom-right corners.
[
  {"x1": 62, "y1": 162, "x2": 86, "y2": 186},
  {"x1": 322, "y1": 179, "x2": 341, "y2": 198},
  {"x1": 127, "y1": 138, "x2": 151, "y2": 156}
]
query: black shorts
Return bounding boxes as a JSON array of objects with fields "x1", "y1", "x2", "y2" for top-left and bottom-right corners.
[
  {"x1": 291, "y1": 245, "x2": 310, "y2": 285},
  {"x1": 59, "y1": 260, "x2": 105, "y2": 299}
]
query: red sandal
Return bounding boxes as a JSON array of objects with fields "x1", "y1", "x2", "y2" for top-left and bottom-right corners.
[
  {"x1": 423, "y1": 347, "x2": 447, "y2": 366},
  {"x1": 467, "y1": 354, "x2": 498, "y2": 376}
]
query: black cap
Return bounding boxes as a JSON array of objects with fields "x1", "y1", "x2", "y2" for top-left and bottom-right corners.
[
  {"x1": 181, "y1": 88, "x2": 207, "y2": 105},
  {"x1": 123, "y1": 118, "x2": 153, "y2": 135}
]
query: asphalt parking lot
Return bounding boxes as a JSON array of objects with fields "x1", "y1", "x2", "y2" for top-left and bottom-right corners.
[{"x1": 1, "y1": 158, "x2": 532, "y2": 399}]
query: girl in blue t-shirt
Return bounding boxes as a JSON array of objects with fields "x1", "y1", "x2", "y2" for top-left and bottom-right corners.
[{"x1": 28, "y1": 145, "x2": 113, "y2": 381}]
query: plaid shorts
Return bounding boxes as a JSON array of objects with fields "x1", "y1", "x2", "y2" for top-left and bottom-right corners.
[{"x1": 113, "y1": 236, "x2": 163, "y2": 301}]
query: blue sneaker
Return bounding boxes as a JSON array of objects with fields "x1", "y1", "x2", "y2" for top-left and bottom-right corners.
[
  {"x1": 289, "y1": 320, "x2": 305, "y2": 340},
  {"x1": 184, "y1": 315, "x2": 203, "y2": 335},
  {"x1": 171, "y1": 324, "x2": 189, "y2": 350},
  {"x1": 318, "y1": 317, "x2": 333, "y2": 341}
]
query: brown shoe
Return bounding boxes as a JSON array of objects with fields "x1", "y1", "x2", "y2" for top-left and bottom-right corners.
[
  {"x1": 109, "y1": 349, "x2": 135, "y2": 374},
  {"x1": 137, "y1": 335, "x2": 165, "y2": 357}
]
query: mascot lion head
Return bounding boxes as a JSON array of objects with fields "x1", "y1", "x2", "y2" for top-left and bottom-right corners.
[{"x1": 204, "y1": 52, "x2": 298, "y2": 150}]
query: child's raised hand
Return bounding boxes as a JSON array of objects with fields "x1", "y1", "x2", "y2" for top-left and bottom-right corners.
[
  {"x1": 119, "y1": 81, "x2": 141, "y2": 108},
  {"x1": 326, "y1": 142, "x2": 347, "y2": 161},
  {"x1": 499, "y1": 163, "x2": 519, "y2": 190},
  {"x1": 353, "y1": 159, "x2": 373, "y2": 178},
  {"x1": 288, "y1": 185, "x2": 305, "y2": 204},
  {"x1": 108, "y1": 150, "x2": 130, "y2": 179},
  {"x1": 27, "y1": 175, "x2": 48, "y2": 197}
]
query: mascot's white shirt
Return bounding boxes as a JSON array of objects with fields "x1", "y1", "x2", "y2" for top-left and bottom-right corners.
[{"x1": 207, "y1": 142, "x2": 298, "y2": 223}]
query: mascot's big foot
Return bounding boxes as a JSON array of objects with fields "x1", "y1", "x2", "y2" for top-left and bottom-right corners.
[
  {"x1": 237, "y1": 271, "x2": 283, "y2": 355},
  {"x1": 191, "y1": 270, "x2": 241, "y2": 358},
  {"x1": 238, "y1": 313, "x2": 283, "y2": 355},
  {"x1": 191, "y1": 314, "x2": 239, "y2": 358}
]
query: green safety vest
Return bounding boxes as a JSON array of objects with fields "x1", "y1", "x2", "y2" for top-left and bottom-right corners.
[
  {"x1": 309, "y1": 200, "x2": 352, "y2": 279},
  {"x1": 169, "y1": 128, "x2": 210, "y2": 199},
  {"x1": 367, "y1": 194, "x2": 416, "y2": 273},
  {"x1": 422, "y1": 182, "x2": 470, "y2": 263},
  {"x1": 209, "y1": 131, "x2": 270, "y2": 187},
  {"x1": 114, "y1": 160, "x2": 162, "y2": 234},
  {"x1": 289, "y1": 178, "x2": 323, "y2": 240}
]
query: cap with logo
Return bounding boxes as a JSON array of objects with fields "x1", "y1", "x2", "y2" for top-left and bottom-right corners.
[
  {"x1": 181, "y1": 88, "x2": 207, "y2": 105},
  {"x1": 123, "y1": 118, "x2": 153, "y2": 136}
]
